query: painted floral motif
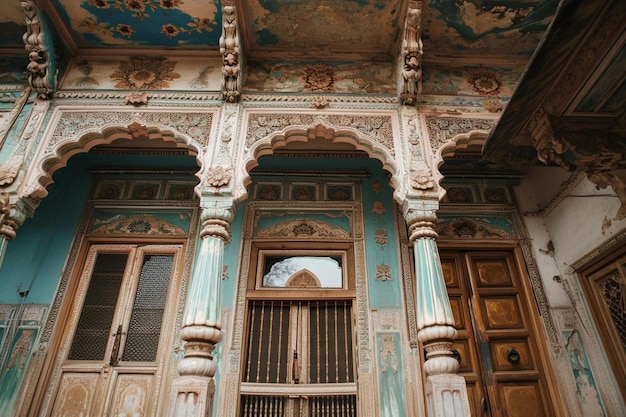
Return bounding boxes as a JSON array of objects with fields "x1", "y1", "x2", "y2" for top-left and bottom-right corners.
[
  {"x1": 466, "y1": 67, "x2": 501, "y2": 96},
  {"x1": 375, "y1": 228, "x2": 389, "y2": 245},
  {"x1": 87, "y1": 0, "x2": 186, "y2": 19},
  {"x1": 376, "y1": 264, "x2": 392, "y2": 282},
  {"x1": 78, "y1": 0, "x2": 216, "y2": 45},
  {"x1": 372, "y1": 201, "x2": 386, "y2": 216},
  {"x1": 110, "y1": 57, "x2": 180, "y2": 89},
  {"x1": 302, "y1": 64, "x2": 337, "y2": 92}
]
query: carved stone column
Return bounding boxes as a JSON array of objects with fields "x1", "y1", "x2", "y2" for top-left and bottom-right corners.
[
  {"x1": 169, "y1": 201, "x2": 233, "y2": 417},
  {"x1": 404, "y1": 203, "x2": 471, "y2": 417}
]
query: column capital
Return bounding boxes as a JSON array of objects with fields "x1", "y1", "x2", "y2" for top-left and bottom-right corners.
[
  {"x1": 199, "y1": 198, "x2": 236, "y2": 240},
  {"x1": 403, "y1": 199, "x2": 439, "y2": 241},
  {"x1": 0, "y1": 192, "x2": 37, "y2": 240}
]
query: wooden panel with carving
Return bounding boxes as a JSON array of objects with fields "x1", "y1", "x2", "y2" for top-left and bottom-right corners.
[
  {"x1": 51, "y1": 373, "x2": 98, "y2": 416},
  {"x1": 466, "y1": 251, "x2": 553, "y2": 417},
  {"x1": 441, "y1": 253, "x2": 485, "y2": 417},
  {"x1": 440, "y1": 250, "x2": 557, "y2": 417}
]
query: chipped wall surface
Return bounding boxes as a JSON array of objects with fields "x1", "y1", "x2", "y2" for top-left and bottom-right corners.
[
  {"x1": 423, "y1": 0, "x2": 559, "y2": 56},
  {"x1": 245, "y1": 61, "x2": 396, "y2": 94},
  {"x1": 241, "y1": 0, "x2": 402, "y2": 59}
]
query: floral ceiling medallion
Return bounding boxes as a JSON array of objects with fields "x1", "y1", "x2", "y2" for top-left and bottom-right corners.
[
  {"x1": 303, "y1": 64, "x2": 336, "y2": 93},
  {"x1": 466, "y1": 67, "x2": 501, "y2": 96},
  {"x1": 110, "y1": 57, "x2": 180, "y2": 89}
]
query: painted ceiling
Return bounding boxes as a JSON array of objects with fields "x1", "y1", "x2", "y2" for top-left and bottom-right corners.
[
  {"x1": 1, "y1": 0, "x2": 623, "y2": 121},
  {"x1": 1, "y1": 0, "x2": 560, "y2": 61}
]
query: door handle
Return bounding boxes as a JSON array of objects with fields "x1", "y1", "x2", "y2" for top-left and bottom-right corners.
[
  {"x1": 110, "y1": 325, "x2": 123, "y2": 366},
  {"x1": 480, "y1": 397, "x2": 488, "y2": 414},
  {"x1": 506, "y1": 347, "x2": 521, "y2": 364}
]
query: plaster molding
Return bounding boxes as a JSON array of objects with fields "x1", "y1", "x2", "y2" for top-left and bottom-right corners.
[
  {"x1": 425, "y1": 115, "x2": 497, "y2": 156},
  {"x1": 53, "y1": 91, "x2": 222, "y2": 101},
  {"x1": 571, "y1": 229, "x2": 626, "y2": 271},
  {"x1": 240, "y1": 93, "x2": 399, "y2": 105},
  {"x1": 20, "y1": 107, "x2": 217, "y2": 199}
]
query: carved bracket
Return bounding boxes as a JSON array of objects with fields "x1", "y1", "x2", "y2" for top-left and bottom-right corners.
[
  {"x1": 220, "y1": 1, "x2": 241, "y2": 103},
  {"x1": 0, "y1": 191, "x2": 38, "y2": 240},
  {"x1": 530, "y1": 111, "x2": 626, "y2": 219},
  {"x1": 21, "y1": 0, "x2": 56, "y2": 98},
  {"x1": 400, "y1": 1, "x2": 423, "y2": 105}
]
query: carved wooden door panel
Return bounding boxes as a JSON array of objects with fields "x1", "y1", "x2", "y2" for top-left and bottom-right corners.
[
  {"x1": 441, "y1": 250, "x2": 555, "y2": 417},
  {"x1": 47, "y1": 244, "x2": 183, "y2": 417}
]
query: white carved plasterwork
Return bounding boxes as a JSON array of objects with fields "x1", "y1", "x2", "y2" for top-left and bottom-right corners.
[
  {"x1": 0, "y1": 88, "x2": 31, "y2": 149},
  {"x1": 245, "y1": 112, "x2": 395, "y2": 155},
  {"x1": 20, "y1": 107, "x2": 217, "y2": 199},
  {"x1": 47, "y1": 109, "x2": 214, "y2": 148},
  {"x1": 425, "y1": 115, "x2": 497, "y2": 155},
  {"x1": 255, "y1": 218, "x2": 351, "y2": 239}
]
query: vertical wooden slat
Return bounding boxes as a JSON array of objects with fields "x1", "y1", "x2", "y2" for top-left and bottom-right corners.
[
  {"x1": 267, "y1": 302, "x2": 275, "y2": 383},
  {"x1": 256, "y1": 301, "x2": 266, "y2": 383},
  {"x1": 334, "y1": 301, "x2": 339, "y2": 382},
  {"x1": 276, "y1": 301, "x2": 283, "y2": 383},
  {"x1": 325, "y1": 303, "x2": 330, "y2": 384},
  {"x1": 316, "y1": 303, "x2": 321, "y2": 383}
]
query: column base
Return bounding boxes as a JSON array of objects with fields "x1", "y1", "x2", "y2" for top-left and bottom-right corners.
[
  {"x1": 425, "y1": 374, "x2": 471, "y2": 417},
  {"x1": 169, "y1": 376, "x2": 215, "y2": 417}
]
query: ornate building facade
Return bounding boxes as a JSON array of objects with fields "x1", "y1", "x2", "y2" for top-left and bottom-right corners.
[{"x1": 0, "y1": 0, "x2": 624, "y2": 416}]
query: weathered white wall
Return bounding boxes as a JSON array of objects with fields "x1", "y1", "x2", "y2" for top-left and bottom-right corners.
[{"x1": 514, "y1": 165, "x2": 626, "y2": 417}]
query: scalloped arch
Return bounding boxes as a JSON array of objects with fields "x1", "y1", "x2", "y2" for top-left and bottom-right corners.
[
  {"x1": 24, "y1": 122, "x2": 203, "y2": 199},
  {"x1": 432, "y1": 130, "x2": 490, "y2": 200},
  {"x1": 238, "y1": 121, "x2": 402, "y2": 202}
]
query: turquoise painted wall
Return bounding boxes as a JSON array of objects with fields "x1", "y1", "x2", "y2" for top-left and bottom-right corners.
[
  {"x1": 0, "y1": 151, "x2": 199, "y2": 415},
  {"x1": 362, "y1": 168, "x2": 402, "y2": 309},
  {"x1": 217, "y1": 155, "x2": 408, "y2": 415},
  {"x1": 0, "y1": 152, "x2": 199, "y2": 304}
]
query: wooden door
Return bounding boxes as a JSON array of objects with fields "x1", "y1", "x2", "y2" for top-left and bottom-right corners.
[
  {"x1": 46, "y1": 244, "x2": 183, "y2": 417},
  {"x1": 440, "y1": 250, "x2": 555, "y2": 417}
]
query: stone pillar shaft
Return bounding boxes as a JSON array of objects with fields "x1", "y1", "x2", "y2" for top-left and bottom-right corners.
[
  {"x1": 169, "y1": 206, "x2": 232, "y2": 417},
  {"x1": 406, "y1": 206, "x2": 470, "y2": 417}
]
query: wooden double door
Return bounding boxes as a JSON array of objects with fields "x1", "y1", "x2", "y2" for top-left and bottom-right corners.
[
  {"x1": 42, "y1": 244, "x2": 184, "y2": 417},
  {"x1": 440, "y1": 249, "x2": 556, "y2": 417}
]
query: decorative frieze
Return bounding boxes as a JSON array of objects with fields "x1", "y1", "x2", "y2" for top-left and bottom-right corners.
[
  {"x1": 48, "y1": 110, "x2": 214, "y2": 148},
  {"x1": 425, "y1": 116, "x2": 497, "y2": 153},
  {"x1": 245, "y1": 112, "x2": 395, "y2": 155}
]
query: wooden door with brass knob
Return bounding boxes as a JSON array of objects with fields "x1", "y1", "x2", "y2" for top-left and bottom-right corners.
[{"x1": 440, "y1": 249, "x2": 556, "y2": 417}]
